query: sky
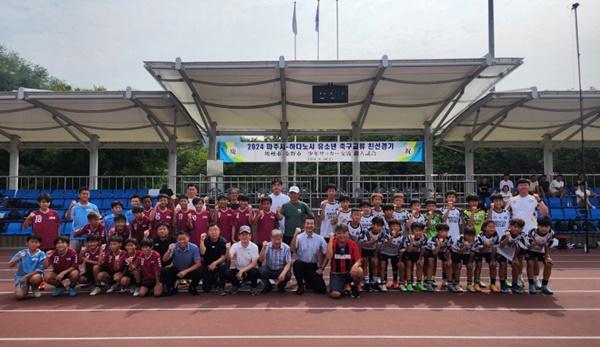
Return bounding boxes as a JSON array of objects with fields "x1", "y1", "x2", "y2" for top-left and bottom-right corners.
[{"x1": 1, "y1": 0, "x2": 599, "y2": 92}]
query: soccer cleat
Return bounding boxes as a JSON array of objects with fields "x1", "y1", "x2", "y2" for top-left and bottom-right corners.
[
  {"x1": 350, "y1": 285, "x2": 361, "y2": 298},
  {"x1": 129, "y1": 286, "x2": 137, "y2": 294},
  {"x1": 529, "y1": 285, "x2": 537, "y2": 295},
  {"x1": 386, "y1": 280, "x2": 394, "y2": 289},
  {"x1": 416, "y1": 283, "x2": 428, "y2": 292},
  {"x1": 447, "y1": 283, "x2": 459, "y2": 293},
  {"x1": 363, "y1": 282, "x2": 371, "y2": 292},
  {"x1": 52, "y1": 287, "x2": 65, "y2": 297},
  {"x1": 250, "y1": 288, "x2": 260, "y2": 296},
  {"x1": 505, "y1": 279, "x2": 513, "y2": 287},
  {"x1": 479, "y1": 281, "x2": 487, "y2": 288},
  {"x1": 440, "y1": 280, "x2": 448, "y2": 290},
  {"x1": 392, "y1": 280, "x2": 399, "y2": 289},
  {"x1": 473, "y1": 283, "x2": 482, "y2": 292},
  {"x1": 379, "y1": 283, "x2": 387, "y2": 292},
  {"x1": 106, "y1": 283, "x2": 119, "y2": 293},
  {"x1": 230, "y1": 285, "x2": 240, "y2": 295},
  {"x1": 399, "y1": 283, "x2": 407, "y2": 292},
  {"x1": 217, "y1": 288, "x2": 227, "y2": 296},
  {"x1": 489, "y1": 284, "x2": 500, "y2": 293},
  {"x1": 541, "y1": 286, "x2": 554, "y2": 295},
  {"x1": 500, "y1": 284, "x2": 510, "y2": 294},
  {"x1": 32, "y1": 289, "x2": 42, "y2": 298},
  {"x1": 511, "y1": 285, "x2": 524, "y2": 294},
  {"x1": 517, "y1": 277, "x2": 524, "y2": 288},
  {"x1": 467, "y1": 284, "x2": 476, "y2": 293},
  {"x1": 133, "y1": 287, "x2": 140, "y2": 297},
  {"x1": 425, "y1": 282, "x2": 435, "y2": 292},
  {"x1": 119, "y1": 287, "x2": 128, "y2": 293},
  {"x1": 535, "y1": 279, "x2": 543, "y2": 290},
  {"x1": 405, "y1": 283, "x2": 414, "y2": 292},
  {"x1": 357, "y1": 283, "x2": 364, "y2": 292},
  {"x1": 68, "y1": 287, "x2": 78, "y2": 297},
  {"x1": 455, "y1": 284, "x2": 465, "y2": 293},
  {"x1": 89, "y1": 286, "x2": 102, "y2": 296}
]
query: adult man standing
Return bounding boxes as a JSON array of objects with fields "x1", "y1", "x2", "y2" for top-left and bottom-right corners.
[
  {"x1": 161, "y1": 231, "x2": 203, "y2": 296},
  {"x1": 269, "y1": 178, "x2": 290, "y2": 232},
  {"x1": 227, "y1": 226, "x2": 260, "y2": 295},
  {"x1": 176, "y1": 183, "x2": 199, "y2": 211},
  {"x1": 65, "y1": 187, "x2": 100, "y2": 251},
  {"x1": 259, "y1": 229, "x2": 293, "y2": 293},
  {"x1": 508, "y1": 178, "x2": 549, "y2": 234},
  {"x1": 291, "y1": 216, "x2": 327, "y2": 295},
  {"x1": 326, "y1": 224, "x2": 363, "y2": 299},
  {"x1": 280, "y1": 186, "x2": 313, "y2": 245},
  {"x1": 499, "y1": 174, "x2": 514, "y2": 193},
  {"x1": 199, "y1": 224, "x2": 228, "y2": 295}
]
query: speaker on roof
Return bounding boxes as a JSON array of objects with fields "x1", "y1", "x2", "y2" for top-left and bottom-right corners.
[{"x1": 312, "y1": 84, "x2": 348, "y2": 103}]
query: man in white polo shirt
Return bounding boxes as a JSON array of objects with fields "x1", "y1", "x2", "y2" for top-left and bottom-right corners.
[
  {"x1": 269, "y1": 178, "x2": 290, "y2": 232},
  {"x1": 227, "y1": 225, "x2": 260, "y2": 295}
]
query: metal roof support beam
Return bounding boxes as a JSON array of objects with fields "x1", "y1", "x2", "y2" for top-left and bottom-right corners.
[
  {"x1": 435, "y1": 94, "x2": 494, "y2": 142},
  {"x1": 557, "y1": 114, "x2": 600, "y2": 146},
  {"x1": 8, "y1": 136, "x2": 20, "y2": 190},
  {"x1": 476, "y1": 112, "x2": 508, "y2": 145},
  {"x1": 168, "y1": 93, "x2": 207, "y2": 140},
  {"x1": 549, "y1": 108, "x2": 600, "y2": 138},
  {"x1": 355, "y1": 55, "x2": 389, "y2": 129},
  {"x1": 176, "y1": 57, "x2": 215, "y2": 137},
  {"x1": 126, "y1": 87, "x2": 173, "y2": 140},
  {"x1": 88, "y1": 135, "x2": 99, "y2": 190},
  {"x1": 279, "y1": 56, "x2": 289, "y2": 187},
  {"x1": 464, "y1": 134, "x2": 475, "y2": 194},
  {"x1": 424, "y1": 121, "x2": 434, "y2": 194},
  {"x1": 470, "y1": 97, "x2": 531, "y2": 139},
  {"x1": 543, "y1": 134, "x2": 553, "y2": 180},
  {"x1": 24, "y1": 97, "x2": 94, "y2": 141},
  {"x1": 432, "y1": 88, "x2": 464, "y2": 133},
  {"x1": 146, "y1": 116, "x2": 169, "y2": 148},
  {"x1": 50, "y1": 115, "x2": 91, "y2": 151}
]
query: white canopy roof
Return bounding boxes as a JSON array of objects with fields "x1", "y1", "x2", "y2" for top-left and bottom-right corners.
[
  {"x1": 438, "y1": 90, "x2": 600, "y2": 147},
  {"x1": 0, "y1": 89, "x2": 202, "y2": 149},
  {"x1": 144, "y1": 56, "x2": 522, "y2": 137}
]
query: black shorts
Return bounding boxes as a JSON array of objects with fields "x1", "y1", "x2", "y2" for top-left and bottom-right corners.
[
  {"x1": 402, "y1": 252, "x2": 420, "y2": 263},
  {"x1": 329, "y1": 273, "x2": 352, "y2": 293},
  {"x1": 474, "y1": 252, "x2": 493, "y2": 263},
  {"x1": 525, "y1": 251, "x2": 546, "y2": 263},
  {"x1": 122, "y1": 269, "x2": 137, "y2": 282},
  {"x1": 362, "y1": 248, "x2": 376, "y2": 258},
  {"x1": 141, "y1": 280, "x2": 157, "y2": 289},
  {"x1": 495, "y1": 253, "x2": 512, "y2": 265},
  {"x1": 379, "y1": 254, "x2": 398, "y2": 263},
  {"x1": 451, "y1": 252, "x2": 471, "y2": 265}
]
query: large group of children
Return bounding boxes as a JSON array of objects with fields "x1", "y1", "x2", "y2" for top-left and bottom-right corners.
[{"x1": 9, "y1": 178, "x2": 556, "y2": 300}]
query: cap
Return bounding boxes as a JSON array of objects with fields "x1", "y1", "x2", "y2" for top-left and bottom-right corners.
[
  {"x1": 239, "y1": 225, "x2": 252, "y2": 234},
  {"x1": 289, "y1": 186, "x2": 300, "y2": 194}
]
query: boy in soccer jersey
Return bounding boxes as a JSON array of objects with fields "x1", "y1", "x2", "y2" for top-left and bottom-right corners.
[
  {"x1": 379, "y1": 219, "x2": 403, "y2": 290},
  {"x1": 103, "y1": 200, "x2": 124, "y2": 233},
  {"x1": 496, "y1": 218, "x2": 527, "y2": 294},
  {"x1": 149, "y1": 194, "x2": 174, "y2": 237},
  {"x1": 44, "y1": 236, "x2": 79, "y2": 297},
  {"x1": 136, "y1": 238, "x2": 163, "y2": 297},
  {"x1": 110, "y1": 214, "x2": 132, "y2": 240},
  {"x1": 463, "y1": 194, "x2": 486, "y2": 234},
  {"x1": 79, "y1": 234, "x2": 102, "y2": 290},
  {"x1": 214, "y1": 194, "x2": 237, "y2": 243},
  {"x1": 120, "y1": 238, "x2": 142, "y2": 294},
  {"x1": 525, "y1": 216, "x2": 555, "y2": 295},
  {"x1": 347, "y1": 208, "x2": 363, "y2": 243},
  {"x1": 392, "y1": 193, "x2": 409, "y2": 229},
  {"x1": 254, "y1": 196, "x2": 280, "y2": 247},
  {"x1": 73, "y1": 211, "x2": 105, "y2": 244},
  {"x1": 472, "y1": 221, "x2": 500, "y2": 293},
  {"x1": 371, "y1": 192, "x2": 385, "y2": 217},
  {"x1": 424, "y1": 199, "x2": 442, "y2": 239},
  {"x1": 319, "y1": 184, "x2": 340, "y2": 240},
  {"x1": 234, "y1": 195, "x2": 253, "y2": 242},
  {"x1": 92, "y1": 236, "x2": 127, "y2": 295},
  {"x1": 488, "y1": 193, "x2": 510, "y2": 235},
  {"x1": 141, "y1": 195, "x2": 153, "y2": 218},
  {"x1": 332, "y1": 195, "x2": 352, "y2": 226},
  {"x1": 359, "y1": 200, "x2": 374, "y2": 231},
  {"x1": 131, "y1": 206, "x2": 151, "y2": 242},
  {"x1": 382, "y1": 205, "x2": 395, "y2": 229},
  {"x1": 423, "y1": 223, "x2": 452, "y2": 291},
  {"x1": 23, "y1": 193, "x2": 61, "y2": 252},
  {"x1": 326, "y1": 224, "x2": 363, "y2": 299},
  {"x1": 189, "y1": 197, "x2": 212, "y2": 246},
  {"x1": 406, "y1": 199, "x2": 426, "y2": 230},
  {"x1": 175, "y1": 194, "x2": 193, "y2": 234},
  {"x1": 449, "y1": 228, "x2": 476, "y2": 293},
  {"x1": 441, "y1": 190, "x2": 462, "y2": 246},
  {"x1": 9, "y1": 235, "x2": 45, "y2": 300},
  {"x1": 403, "y1": 222, "x2": 428, "y2": 292},
  {"x1": 359, "y1": 216, "x2": 385, "y2": 291}
]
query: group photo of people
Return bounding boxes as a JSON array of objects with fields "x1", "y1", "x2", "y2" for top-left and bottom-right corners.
[{"x1": 9, "y1": 176, "x2": 557, "y2": 301}]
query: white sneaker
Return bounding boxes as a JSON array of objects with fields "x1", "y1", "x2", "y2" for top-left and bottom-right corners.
[
  {"x1": 90, "y1": 286, "x2": 102, "y2": 296},
  {"x1": 379, "y1": 283, "x2": 387, "y2": 292},
  {"x1": 129, "y1": 286, "x2": 138, "y2": 294},
  {"x1": 399, "y1": 284, "x2": 407, "y2": 292},
  {"x1": 32, "y1": 289, "x2": 42, "y2": 298},
  {"x1": 106, "y1": 283, "x2": 119, "y2": 293},
  {"x1": 535, "y1": 278, "x2": 542, "y2": 290},
  {"x1": 132, "y1": 287, "x2": 140, "y2": 297}
]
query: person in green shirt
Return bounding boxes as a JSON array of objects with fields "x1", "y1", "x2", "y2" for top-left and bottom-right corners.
[
  {"x1": 279, "y1": 186, "x2": 314, "y2": 243},
  {"x1": 424, "y1": 199, "x2": 442, "y2": 239},
  {"x1": 463, "y1": 194, "x2": 486, "y2": 234}
]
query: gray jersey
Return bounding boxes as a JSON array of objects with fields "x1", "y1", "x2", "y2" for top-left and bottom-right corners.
[
  {"x1": 347, "y1": 222, "x2": 363, "y2": 242},
  {"x1": 527, "y1": 228, "x2": 555, "y2": 254},
  {"x1": 380, "y1": 232, "x2": 404, "y2": 256},
  {"x1": 491, "y1": 209, "x2": 510, "y2": 234},
  {"x1": 472, "y1": 232, "x2": 500, "y2": 254}
]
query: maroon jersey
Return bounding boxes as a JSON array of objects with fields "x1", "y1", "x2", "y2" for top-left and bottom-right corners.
[
  {"x1": 189, "y1": 210, "x2": 211, "y2": 246},
  {"x1": 81, "y1": 246, "x2": 101, "y2": 264},
  {"x1": 152, "y1": 208, "x2": 174, "y2": 235},
  {"x1": 255, "y1": 210, "x2": 278, "y2": 245},
  {"x1": 125, "y1": 250, "x2": 143, "y2": 270},
  {"x1": 142, "y1": 208, "x2": 152, "y2": 219},
  {"x1": 48, "y1": 248, "x2": 78, "y2": 273},
  {"x1": 30, "y1": 209, "x2": 61, "y2": 250},
  {"x1": 131, "y1": 216, "x2": 151, "y2": 242},
  {"x1": 215, "y1": 208, "x2": 236, "y2": 242},
  {"x1": 234, "y1": 207, "x2": 252, "y2": 241},
  {"x1": 138, "y1": 250, "x2": 162, "y2": 285},
  {"x1": 110, "y1": 225, "x2": 133, "y2": 240},
  {"x1": 103, "y1": 249, "x2": 127, "y2": 273},
  {"x1": 330, "y1": 239, "x2": 361, "y2": 274},
  {"x1": 74, "y1": 223, "x2": 105, "y2": 243},
  {"x1": 175, "y1": 209, "x2": 192, "y2": 233}
]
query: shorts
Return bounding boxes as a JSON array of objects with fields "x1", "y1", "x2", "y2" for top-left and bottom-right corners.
[
  {"x1": 362, "y1": 248, "x2": 376, "y2": 258},
  {"x1": 424, "y1": 250, "x2": 448, "y2": 261},
  {"x1": 99, "y1": 264, "x2": 117, "y2": 275},
  {"x1": 495, "y1": 253, "x2": 512, "y2": 264},
  {"x1": 81, "y1": 264, "x2": 95, "y2": 283},
  {"x1": 474, "y1": 252, "x2": 493, "y2": 263},
  {"x1": 15, "y1": 282, "x2": 30, "y2": 292},
  {"x1": 451, "y1": 252, "x2": 471, "y2": 265},
  {"x1": 525, "y1": 251, "x2": 546, "y2": 263},
  {"x1": 379, "y1": 254, "x2": 398, "y2": 262},
  {"x1": 329, "y1": 273, "x2": 352, "y2": 293},
  {"x1": 402, "y1": 252, "x2": 420, "y2": 263},
  {"x1": 122, "y1": 270, "x2": 137, "y2": 283},
  {"x1": 140, "y1": 280, "x2": 157, "y2": 288}
]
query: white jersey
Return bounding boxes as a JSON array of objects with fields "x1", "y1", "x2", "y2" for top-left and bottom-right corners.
[
  {"x1": 372, "y1": 208, "x2": 384, "y2": 217},
  {"x1": 441, "y1": 207, "x2": 462, "y2": 242},
  {"x1": 319, "y1": 201, "x2": 340, "y2": 237},
  {"x1": 393, "y1": 209, "x2": 409, "y2": 231},
  {"x1": 490, "y1": 209, "x2": 510, "y2": 234},
  {"x1": 508, "y1": 195, "x2": 538, "y2": 233},
  {"x1": 269, "y1": 193, "x2": 290, "y2": 231},
  {"x1": 347, "y1": 222, "x2": 363, "y2": 242},
  {"x1": 360, "y1": 214, "x2": 374, "y2": 231},
  {"x1": 336, "y1": 210, "x2": 352, "y2": 225}
]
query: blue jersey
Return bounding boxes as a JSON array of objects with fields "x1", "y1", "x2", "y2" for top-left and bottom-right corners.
[
  {"x1": 10, "y1": 248, "x2": 46, "y2": 283},
  {"x1": 71, "y1": 202, "x2": 99, "y2": 238}
]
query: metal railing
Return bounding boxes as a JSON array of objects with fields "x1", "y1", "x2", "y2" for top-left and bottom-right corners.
[
  {"x1": 473, "y1": 174, "x2": 600, "y2": 190},
  {"x1": 346, "y1": 179, "x2": 477, "y2": 203}
]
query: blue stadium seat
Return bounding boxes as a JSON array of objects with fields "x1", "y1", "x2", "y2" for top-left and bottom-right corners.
[
  {"x1": 548, "y1": 198, "x2": 562, "y2": 208},
  {"x1": 98, "y1": 190, "x2": 114, "y2": 198},
  {"x1": 591, "y1": 209, "x2": 600, "y2": 219},
  {"x1": 100, "y1": 199, "x2": 113, "y2": 209},
  {"x1": 6, "y1": 223, "x2": 22, "y2": 235},
  {"x1": 562, "y1": 196, "x2": 576, "y2": 207},
  {"x1": 21, "y1": 226, "x2": 32, "y2": 235},
  {"x1": 563, "y1": 208, "x2": 577, "y2": 219},
  {"x1": 550, "y1": 209, "x2": 564, "y2": 219},
  {"x1": 3, "y1": 190, "x2": 16, "y2": 198},
  {"x1": 52, "y1": 199, "x2": 64, "y2": 208},
  {"x1": 62, "y1": 223, "x2": 73, "y2": 236}
]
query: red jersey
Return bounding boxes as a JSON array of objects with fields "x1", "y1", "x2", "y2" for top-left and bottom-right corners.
[
  {"x1": 215, "y1": 208, "x2": 236, "y2": 242},
  {"x1": 138, "y1": 250, "x2": 162, "y2": 285},
  {"x1": 131, "y1": 216, "x2": 151, "y2": 242},
  {"x1": 110, "y1": 225, "x2": 133, "y2": 240},
  {"x1": 103, "y1": 249, "x2": 127, "y2": 273},
  {"x1": 330, "y1": 239, "x2": 361, "y2": 274},
  {"x1": 152, "y1": 208, "x2": 174, "y2": 235},
  {"x1": 75, "y1": 223, "x2": 105, "y2": 243},
  {"x1": 234, "y1": 207, "x2": 252, "y2": 241},
  {"x1": 175, "y1": 209, "x2": 192, "y2": 233},
  {"x1": 142, "y1": 208, "x2": 152, "y2": 219},
  {"x1": 48, "y1": 248, "x2": 78, "y2": 273},
  {"x1": 125, "y1": 250, "x2": 143, "y2": 270},
  {"x1": 80, "y1": 246, "x2": 101, "y2": 264},
  {"x1": 30, "y1": 209, "x2": 61, "y2": 250},
  {"x1": 255, "y1": 210, "x2": 278, "y2": 244},
  {"x1": 189, "y1": 210, "x2": 211, "y2": 246}
]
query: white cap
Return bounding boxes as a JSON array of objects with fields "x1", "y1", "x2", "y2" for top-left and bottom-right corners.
[{"x1": 289, "y1": 186, "x2": 300, "y2": 194}]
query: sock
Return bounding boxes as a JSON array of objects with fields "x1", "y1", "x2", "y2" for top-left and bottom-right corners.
[
  {"x1": 374, "y1": 276, "x2": 381, "y2": 283},
  {"x1": 491, "y1": 279, "x2": 496, "y2": 285},
  {"x1": 534, "y1": 275, "x2": 539, "y2": 281},
  {"x1": 528, "y1": 279, "x2": 534, "y2": 286},
  {"x1": 475, "y1": 280, "x2": 480, "y2": 284},
  {"x1": 392, "y1": 271, "x2": 398, "y2": 281},
  {"x1": 501, "y1": 280, "x2": 507, "y2": 287},
  {"x1": 542, "y1": 279, "x2": 549, "y2": 286},
  {"x1": 467, "y1": 280, "x2": 472, "y2": 286},
  {"x1": 409, "y1": 276, "x2": 414, "y2": 284}
]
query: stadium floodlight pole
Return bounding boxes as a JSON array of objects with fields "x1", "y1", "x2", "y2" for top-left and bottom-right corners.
[{"x1": 572, "y1": 2, "x2": 589, "y2": 253}]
